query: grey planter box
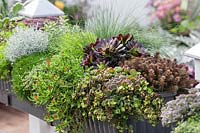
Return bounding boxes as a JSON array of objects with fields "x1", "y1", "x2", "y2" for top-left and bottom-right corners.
[
  {"x1": 8, "y1": 94, "x2": 46, "y2": 120},
  {"x1": 0, "y1": 79, "x2": 11, "y2": 105},
  {"x1": 85, "y1": 93, "x2": 175, "y2": 133},
  {"x1": 0, "y1": 79, "x2": 45, "y2": 119},
  {"x1": 85, "y1": 118, "x2": 172, "y2": 133}
]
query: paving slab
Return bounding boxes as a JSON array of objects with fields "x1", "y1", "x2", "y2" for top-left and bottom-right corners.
[{"x1": 0, "y1": 103, "x2": 29, "y2": 133}]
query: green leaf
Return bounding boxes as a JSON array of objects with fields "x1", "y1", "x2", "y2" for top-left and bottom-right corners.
[{"x1": 9, "y1": 3, "x2": 23, "y2": 17}]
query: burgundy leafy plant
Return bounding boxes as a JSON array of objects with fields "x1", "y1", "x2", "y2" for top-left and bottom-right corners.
[{"x1": 81, "y1": 34, "x2": 148, "y2": 68}]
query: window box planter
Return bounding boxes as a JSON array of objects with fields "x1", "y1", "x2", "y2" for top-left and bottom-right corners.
[
  {"x1": 8, "y1": 94, "x2": 45, "y2": 120},
  {"x1": 85, "y1": 92, "x2": 176, "y2": 133},
  {"x1": 0, "y1": 79, "x2": 45, "y2": 120},
  {"x1": 0, "y1": 79, "x2": 11, "y2": 105},
  {"x1": 0, "y1": 78, "x2": 176, "y2": 133}
]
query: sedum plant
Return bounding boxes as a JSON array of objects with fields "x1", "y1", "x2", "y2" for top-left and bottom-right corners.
[
  {"x1": 123, "y1": 53, "x2": 197, "y2": 93},
  {"x1": 174, "y1": 113, "x2": 200, "y2": 133},
  {"x1": 5, "y1": 27, "x2": 48, "y2": 62},
  {"x1": 12, "y1": 52, "x2": 50, "y2": 99},
  {"x1": 82, "y1": 34, "x2": 148, "y2": 68},
  {"x1": 161, "y1": 88, "x2": 200, "y2": 127},
  {"x1": 75, "y1": 66, "x2": 163, "y2": 132}
]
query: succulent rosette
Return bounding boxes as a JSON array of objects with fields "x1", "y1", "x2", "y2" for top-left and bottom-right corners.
[{"x1": 82, "y1": 34, "x2": 148, "y2": 68}]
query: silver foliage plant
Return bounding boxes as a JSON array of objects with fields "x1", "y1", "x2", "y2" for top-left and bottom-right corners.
[
  {"x1": 161, "y1": 88, "x2": 200, "y2": 127},
  {"x1": 5, "y1": 27, "x2": 48, "y2": 62}
]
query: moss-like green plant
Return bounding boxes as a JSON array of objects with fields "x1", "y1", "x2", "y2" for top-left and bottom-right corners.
[
  {"x1": 12, "y1": 52, "x2": 50, "y2": 99},
  {"x1": 75, "y1": 66, "x2": 163, "y2": 132}
]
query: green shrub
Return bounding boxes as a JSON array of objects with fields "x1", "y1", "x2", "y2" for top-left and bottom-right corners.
[
  {"x1": 75, "y1": 66, "x2": 163, "y2": 132},
  {"x1": 12, "y1": 52, "x2": 50, "y2": 99},
  {"x1": 174, "y1": 113, "x2": 200, "y2": 133}
]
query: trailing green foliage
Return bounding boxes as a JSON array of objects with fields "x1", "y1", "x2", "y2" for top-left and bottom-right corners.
[
  {"x1": 75, "y1": 66, "x2": 163, "y2": 132},
  {"x1": 174, "y1": 113, "x2": 200, "y2": 133},
  {"x1": 24, "y1": 52, "x2": 84, "y2": 133},
  {"x1": 12, "y1": 52, "x2": 50, "y2": 99}
]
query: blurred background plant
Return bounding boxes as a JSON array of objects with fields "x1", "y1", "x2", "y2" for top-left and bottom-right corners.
[
  {"x1": 149, "y1": 0, "x2": 200, "y2": 36},
  {"x1": 0, "y1": 0, "x2": 24, "y2": 45},
  {"x1": 85, "y1": 0, "x2": 168, "y2": 56},
  {"x1": 52, "y1": 0, "x2": 88, "y2": 27}
]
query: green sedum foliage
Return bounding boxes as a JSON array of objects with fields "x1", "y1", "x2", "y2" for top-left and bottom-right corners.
[
  {"x1": 174, "y1": 113, "x2": 200, "y2": 133},
  {"x1": 12, "y1": 52, "x2": 50, "y2": 99},
  {"x1": 75, "y1": 66, "x2": 163, "y2": 132}
]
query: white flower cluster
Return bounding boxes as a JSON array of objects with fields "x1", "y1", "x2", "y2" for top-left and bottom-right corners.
[{"x1": 5, "y1": 27, "x2": 48, "y2": 62}]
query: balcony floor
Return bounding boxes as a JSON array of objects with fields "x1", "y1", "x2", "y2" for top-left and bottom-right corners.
[{"x1": 0, "y1": 103, "x2": 29, "y2": 133}]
